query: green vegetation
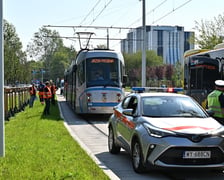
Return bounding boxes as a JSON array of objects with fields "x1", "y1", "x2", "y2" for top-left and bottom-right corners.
[
  {"x1": 4, "y1": 20, "x2": 76, "y2": 85},
  {"x1": 0, "y1": 99, "x2": 109, "y2": 180},
  {"x1": 123, "y1": 50, "x2": 183, "y2": 87},
  {"x1": 194, "y1": 14, "x2": 224, "y2": 49}
]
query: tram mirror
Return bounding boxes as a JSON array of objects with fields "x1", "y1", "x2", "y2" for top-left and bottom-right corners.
[
  {"x1": 184, "y1": 78, "x2": 187, "y2": 87},
  {"x1": 73, "y1": 65, "x2": 77, "y2": 72},
  {"x1": 184, "y1": 78, "x2": 186, "y2": 84},
  {"x1": 123, "y1": 75, "x2": 128, "y2": 84}
]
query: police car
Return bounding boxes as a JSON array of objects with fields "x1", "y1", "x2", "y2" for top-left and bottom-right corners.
[{"x1": 108, "y1": 87, "x2": 224, "y2": 173}]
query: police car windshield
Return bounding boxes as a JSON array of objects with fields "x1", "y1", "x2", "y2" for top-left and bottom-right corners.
[{"x1": 142, "y1": 96, "x2": 207, "y2": 118}]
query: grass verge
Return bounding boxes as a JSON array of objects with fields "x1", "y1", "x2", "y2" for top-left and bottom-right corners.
[{"x1": 0, "y1": 99, "x2": 109, "y2": 180}]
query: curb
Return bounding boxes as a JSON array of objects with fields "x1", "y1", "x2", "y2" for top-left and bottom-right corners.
[{"x1": 57, "y1": 97, "x2": 120, "y2": 180}]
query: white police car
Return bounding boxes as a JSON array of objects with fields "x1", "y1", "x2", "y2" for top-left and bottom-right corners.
[{"x1": 108, "y1": 87, "x2": 224, "y2": 173}]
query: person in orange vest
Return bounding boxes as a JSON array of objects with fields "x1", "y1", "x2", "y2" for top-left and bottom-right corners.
[
  {"x1": 29, "y1": 83, "x2": 37, "y2": 108},
  {"x1": 50, "y1": 80, "x2": 57, "y2": 105},
  {"x1": 43, "y1": 81, "x2": 52, "y2": 115},
  {"x1": 38, "y1": 81, "x2": 45, "y2": 104}
]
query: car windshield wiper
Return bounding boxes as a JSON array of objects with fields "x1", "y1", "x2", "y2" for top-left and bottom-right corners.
[
  {"x1": 177, "y1": 110, "x2": 203, "y2": 117},
  {"x1": 142, "y1": 114, "x2": 158, "y2": 117}
]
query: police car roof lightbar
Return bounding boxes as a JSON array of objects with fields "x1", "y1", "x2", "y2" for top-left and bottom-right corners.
[
  {"x1": 131, "y1": 87, "x2": 183, "y2": 93},
  {"x1": 132, "y1": 87, "x2": 145, "y2": 93}
]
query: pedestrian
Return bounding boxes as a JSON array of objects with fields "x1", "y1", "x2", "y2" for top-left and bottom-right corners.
[
  {"x1": 50, "y1": 80, "x2": 57, "y2": 105},
  {"x1": 43, "y1": 81, "x2": 52, "y2": 115},
  {"x1": 60, "y1": 79, "x2": 64, "y2": 95},
  {"x1": 207, "y1": 80, "x2": 224, "y2": 125},
  {"x1": 29, "y1": 83, "x2": 37, "y2": 108},
  {"x1": 38, "y1": 81, "x2": 45, "y2": 104}
]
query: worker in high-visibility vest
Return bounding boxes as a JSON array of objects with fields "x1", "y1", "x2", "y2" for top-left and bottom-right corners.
[
  {"x1": 43, "y1": 81, "x2": 52, "y2": 115},
  {"x1": 50, "y1": 80, "x2": 57, "y2": 105},
  {"x1": 207, "y1": 80, "x2": 224, "y2": 125},
  {"x1": 29, "y1": 83, "x2": 37, "y2": 108},
  {"x1": 38, "y1": 81, "x2": 45, "y2": 104}
]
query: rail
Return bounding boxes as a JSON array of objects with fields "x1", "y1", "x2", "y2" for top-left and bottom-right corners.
[{"x1": 4, "y1": 86, "x2": 30, "y2": 120}]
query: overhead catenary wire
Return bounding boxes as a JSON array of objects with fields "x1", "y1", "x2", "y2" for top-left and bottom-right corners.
[
  {"x1": 128, "y1": 0, "x2": 168, "y2": 28},
  {"x1": 152, "y1": 0, "x2": 192, "y2": 24},
  {"x1": 45, "y1": 0, "x2": 193, "y2": 50},
  {"x1": 88, "y1": 0, "x2": 113, "y2": 25},
  {"x1": 79, "y1": 0, "x2": 102, "y2": 26},
  {"x1": 44, "y1": 25, "x2": 133, "y2": 30},
  {"x1": 110, "y1": 0, "x2": 169, "y2": 49},
  {"x1": 127, "y1": 0, "x2": 192, "y2": 27},
  {"x1": 110, "y1": 0, "x2": 190, "y2": 49},
  {"x1": 43, "y1": 35, "x2": 141, "y2": 41}
]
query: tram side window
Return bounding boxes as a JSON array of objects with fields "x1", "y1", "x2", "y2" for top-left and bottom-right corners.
[
  {"x1": 190, "y1": 68, "x2": 203, "y2": 89},
  {"x1": 77, "y1": 61, "x2": 85, "y2": 86},
  {"x1": 190, "y1": 67, "x2": 219, "y2": 90}
]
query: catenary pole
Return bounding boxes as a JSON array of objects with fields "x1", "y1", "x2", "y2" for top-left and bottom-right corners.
[
  {"x1": 0, "y1": 0, "x2": 5, "y2": 157},
  {"x1": 141, "y1": 0, "x2": 146, "y2": 87}
]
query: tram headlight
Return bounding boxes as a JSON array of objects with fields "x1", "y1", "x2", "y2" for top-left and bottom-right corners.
[
  {"x1": 117, "y1": 93, "x2": 121, "y2": 102},
  {"x1": 87, "y1": 93, "x2": 92, "y2": 102}
]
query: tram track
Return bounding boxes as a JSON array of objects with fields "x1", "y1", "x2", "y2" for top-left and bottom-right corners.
[{"x1": 83, "y1": 115, "x2": 109, "y2": 137}]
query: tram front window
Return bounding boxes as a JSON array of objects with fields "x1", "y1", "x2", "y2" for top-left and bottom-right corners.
[{"x1": 86, "y1": 58, "x2": 119, "y2": 87}]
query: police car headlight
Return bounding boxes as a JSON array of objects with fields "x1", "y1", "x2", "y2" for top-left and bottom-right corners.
[
  {"x1": 210, "y1": 126, "x2": 224, "y2": 137},
  {"x1": 143, "y1": 123, "x2": 176, "y2": 138}
]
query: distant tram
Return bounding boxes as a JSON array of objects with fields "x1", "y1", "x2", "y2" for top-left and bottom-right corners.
[
  {"x1": 64, "y1": 48, "x2": 127, "y2": 114},
  {"x1": 184, "y1": 46, "x2": 224, "y2": 108}
]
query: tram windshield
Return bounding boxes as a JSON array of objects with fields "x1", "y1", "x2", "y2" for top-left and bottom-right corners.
[{"x1": 86, "y1": 58, "x2": 120, "y2": 87}]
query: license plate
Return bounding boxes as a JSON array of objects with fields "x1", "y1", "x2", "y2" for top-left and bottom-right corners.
[{"x1": 183, "y1": 151, "x2": 211, "y2": 159}]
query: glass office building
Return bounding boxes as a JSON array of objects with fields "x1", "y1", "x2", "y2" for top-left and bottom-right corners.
[{"x1": 121, "y1": 25, "x2": 194, "y2": 64}]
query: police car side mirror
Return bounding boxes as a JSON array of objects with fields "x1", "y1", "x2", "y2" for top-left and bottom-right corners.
[
  {"x1": 123, "y1": 109, "x2": 134, "y2": 116},
  {"x1": 206, "y1": 109, "x2": 214, "y2": 117}
]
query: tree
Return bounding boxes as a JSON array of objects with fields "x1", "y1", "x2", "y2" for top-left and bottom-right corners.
[
  {"x1": 27, "y1": 27, "x2": 63, "y2": 79},
  {"x1": 4, "y1": 19, "x2": 29, "y2": 85},
  {"x1": 194, "y1": 14, "x2": 224, "y2": 49},
  {"x1": 165, "y1": 64, "x2": 173, "y2": 81},
  {"x1": 50, "y1": 46, "x2": 76, "y2": 82},
  {"x1": 27, "y1": 27, "x2": 77, "y2": 81},
  {"x1": 123, "y1": 50, "x2": 163, "y2": 86},
  {"x1": 28, "y1": 60, "x2": 44, "y2": 83},
  {"x1": 27, "y1": 27, "x2": 63, "y2": 60},
  {"x1": 172, "y1": 61, "x2": 183, "y2": 87},
  {"x1": 155, "y1": 66, "x2": 165, "y2": 81}
]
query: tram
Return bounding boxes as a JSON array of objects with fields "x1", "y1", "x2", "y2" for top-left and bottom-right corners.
[{"x1": 64, "y1": 48, "x2": 127, "y2": 114}]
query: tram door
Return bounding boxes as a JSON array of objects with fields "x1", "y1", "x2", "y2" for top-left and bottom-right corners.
[{"x1": 189, "y1": 66, "x2": 220, "y2": 107}]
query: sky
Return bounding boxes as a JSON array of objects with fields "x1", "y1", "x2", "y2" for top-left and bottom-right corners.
[{"x1": 3, "y1": 0, "x2": 224, "y2": 51}]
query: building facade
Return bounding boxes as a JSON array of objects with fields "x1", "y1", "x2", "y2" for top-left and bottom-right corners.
[{"x1": 120, "y1": 25, "x2": 194, "y2": 64}]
